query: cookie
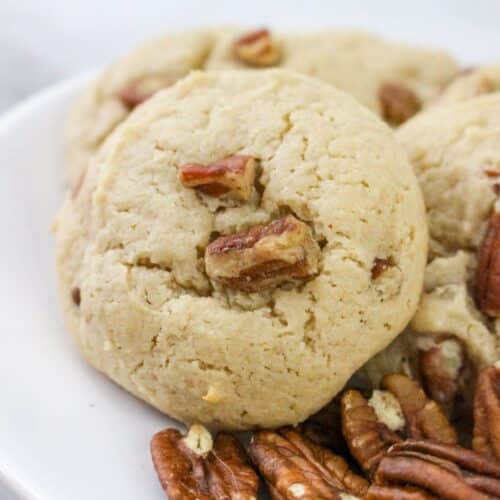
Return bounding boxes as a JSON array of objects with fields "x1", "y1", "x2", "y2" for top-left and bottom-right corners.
[
  {"x1": 206, "y1": 28, "x2": 459, "y2": 124},
  {"x1": 66, "y1": 30, "x2": 214, "y2": 185},
  {"x1": 436, "y1": 64, "x2": 500, "y2": 105},
  {"x1": 55, "y1": 70, "x2": 427, "y2": 430},
  {"x1": 66, "y1": 28, "x2": 458, "y2": 187},
  {"x1": 359, "y1": 95, "x2": 500, "y2": 408}
]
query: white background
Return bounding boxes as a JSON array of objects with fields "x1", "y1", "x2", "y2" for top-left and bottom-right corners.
[
  {"x1": 1, "y1": 0, "x2": 500, "y2": 112},
  {"x1": 0, "y1": 2, "x2": 499, "y2": 499}
]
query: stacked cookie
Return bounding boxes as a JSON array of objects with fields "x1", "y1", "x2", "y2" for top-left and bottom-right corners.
[{"x1": 55, "y1": 28, "x2": 499, "y2": 438}]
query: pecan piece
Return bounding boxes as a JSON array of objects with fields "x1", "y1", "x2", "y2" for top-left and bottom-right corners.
[
  {"x1": 249, "y1": 427, "x2": 369, "y2": 499},
  {"x1": 205, "y1": 215, "x2": 320, "y2": 292},
  {"x1": 233, "y1": 29, "x2": 281, "y2": 67},
  {"x1": 476, "y1": 211, "x2": 500, "y2": 317},
  {"x1": 371, "y1": 258, "x2": 393, "y2": 280},
  {"x1": 382, "y1": 374, "x2": 458, "y2": 444},
  {"x1": 473, "y1": 365, "x2": 500, "y2": 461},
  {"x1": 179, "y1": 155, "x2": 256, "y2": 201},
  {"x1": 118, "y1": 75, "x2": 172, "y2": 109},
  {"x1": 71, "y1": 286, "x2": 81, "y2": 306},
  {"x1": 341, "y1": 390, "x2": 402, "y2": 476},
  {"x1": 378, "y1": 83, "x2": 421, "y2": 126},
  {"x1": 373, "y1": 440, "x2": 500, "y2": 499},
  {"x1": 151, "y1": 424, "x2": 258, "y2": 499},
  {"x1": 418, "y1": 337, "x2": 465, "y2": 415}
]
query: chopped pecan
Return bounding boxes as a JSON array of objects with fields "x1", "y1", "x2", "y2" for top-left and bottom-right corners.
[
  {"x1": 378, "y1": 83, "x2": 421, "y2": 126},
  {"x1": 418, "y1": 337, "x2": 465, "y2": 415},
  {"x1": 341, "y1": 390, "x2": 402, "y2": 476},
  {"x1": 118, "y1": 75, "x2": 172, "y2": 109},
  {"x1": 151, "y1": 424, "x2": 258, "y2": 499},
  {"x1": 373, "y1": 440, "x2": 500, "y2": 499},
  {"x1": 382, "y1": 374, "x2": 458, "y2": 444},
  {"x1": 71, "y1": 286, "x2": 81, "y2": 306},
  {"x1": 179, "y1": 155, "x2": 257, "y2": 201},
  {"x1": 473, "y1": 365, "x2": 500, "y2": 461},
  {"x1": 249, "y1": 427, "x2": 369, "y2": 499},
  {"x1": 476, "y1": 211, "x2": 500, "y2": 317},
  {"x1": 371, "y1": 258, "x2": 393, "y2": 280},
  {"x1": 233, "y1": 29, "x2": 281, "y2": 67},
  {"x1": 205, "y1": 215, "x2": 320, "y2": 292}
]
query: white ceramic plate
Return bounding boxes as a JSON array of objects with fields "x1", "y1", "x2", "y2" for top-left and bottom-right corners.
[{"x1": 0, "y1": 75, "x2": 175, "y2": 500}]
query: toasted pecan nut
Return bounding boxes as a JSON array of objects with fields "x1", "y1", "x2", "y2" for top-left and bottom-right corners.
[
  {"x1": 418, "y1": 337, "x2": 465, "y2": 415},
  {"x1": 249, "y1": 427, "x2": 369, "y2": 499},
  {"x1": 373, "y1": 440, "x2": 500, "y2": 500},
  {"x1": 365, "y1": 484, "x2": 436, "y2": 499},
  {"x1": 371, "y1": 258, "x2": 394, "y2": 280},
  {"x1": 382, "y1": 374, "x2": 458, "y2": 445},
  {"x1": 341, "y1": 390, "x2": 402, "y2": 476},
  {"x1": 151, "y1": 425, "x2": 258, "y2": 499},
  {"x1": 476, "y1": 212, "x2": 500, "y2": 317},
  {"x1": 233, "y1": 29, "x2": 281, "y2": 67},
  {"x1": 179, "y1": 155, "x2": 257, "y2": 201},
  {"x1": 205, "y1": 215, "x2": 320, "y2": 292},
  {"x1": 473, "y1": 365, "x2": 500, "y2": 461},
  {"x1": 378, "y1": 83, "x2": 421, "y2": 126},
  {"x1": 118, "y1": 75, "x2": 172, "y2": 109}
]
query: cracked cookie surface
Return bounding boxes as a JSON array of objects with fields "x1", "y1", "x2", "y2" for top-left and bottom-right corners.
[
  {"x1": 55, "y1": 70, "x2": 427, "y2": 430},
  {"x1": 66, "y1": 28, "x2": 458, "y2": 187}
]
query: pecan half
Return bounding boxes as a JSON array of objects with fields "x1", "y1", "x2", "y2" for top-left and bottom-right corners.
[
  {"x1": 365, "y1": 484, "x2": 436, "y2": 499},
  {"x1": 372, "y1": 440, "x2": 500, "y2": 499},
  {"x1": 378, "y1": 83, "x2": 421, "y2": 126},
  {"x1": 205, "y1": 215, "x2": 320, "y2": 292},
  {"x1": 418, "y1": 337, "x2": 465, "y2": 415},
  {"x1": 476, "y1": 211, "x2": 500, "y2": 317},
  {"x1": 179, "y1": 155, "x2": 256, "y2": 201},
  {"x1": 118, "y1": 75, "x2": 172, "y2": 109},
  {"x1": 473, "y1": 365, "x2": 500, "y2": 461},
  {"x1": 382, "y1": 374, "x2": 458, "y2": 444},
  {"x1": 151, "y1": 424, "x2": 258, "y2": 499},
  {"x1": 341, "y1": 390, "x2": 402, "y2": 476},
  {"x1": 249, "y1": 427, "x2": 369, "y2": 499},
  {"x1": 233, "y1": 29, "x2": 281, "y2": 67}
]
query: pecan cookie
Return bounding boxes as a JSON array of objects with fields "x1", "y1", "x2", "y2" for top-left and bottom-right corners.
[
  {"x1": 66, "y1": 30, "x2": 215, "y2": 186},
  {"x1": 358, "y1": 96, "x2": 500, "y2": 407},
  {"x1": 206, "y1": 28, "x2": 459, "y2": 125},
  {"x1": 55, "y1": 70, "x2": 427, "y2": 430},
  {"x1": 66, "y1": 28, "x2": 458, "y2": 187},
  {"x1": 436, "y1": 63, "x2": 500, "y2": 105}
]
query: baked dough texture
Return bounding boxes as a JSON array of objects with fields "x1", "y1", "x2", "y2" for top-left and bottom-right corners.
[
  {"x1": 66, "y1": 30, "x2": 215, "y2": 185},
  {"x1": 436, "y1": 64, "x2": 500, "y2": 106},
  {"x1": 56, "y1": 70, "x2": 427, "y2": 430},
  {"x1": 360, "y1": 95, "x2": 500, "y2": 386},
  {"x1": 66, "y1": 28, "x2": 458, "y2": 186},
  {"x1": 206, "y1": 29, "x2": 458, "y2": 116}
]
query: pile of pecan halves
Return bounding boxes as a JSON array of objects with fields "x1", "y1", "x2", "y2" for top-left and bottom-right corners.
[{"x1": 150, "y1": 364, "x2": 499, "y2": 499}]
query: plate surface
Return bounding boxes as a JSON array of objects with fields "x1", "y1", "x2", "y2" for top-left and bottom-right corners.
[{"x1": 0, "y1": 76, "x2": 173, "y2": 500}]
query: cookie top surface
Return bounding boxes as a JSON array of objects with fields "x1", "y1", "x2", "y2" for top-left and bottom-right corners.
[
  {"x1": 397, "y1": 94, "x2": 500, "y2": 256},
  {"x1": 66, "y1": 30, "x2": 214, "y2": 185},
  {"x1": 66, "y1": 28, "x2": 458, "y2": 186},
  {"x1": 206, "y1": 29, "x2": 458, "y2": 119},
  {"x1": 437, "y1": 64, "x2": 500, "y2": 105},
  {"x1": 56, "y1": 69, "x2": 427, "y2": 430}
]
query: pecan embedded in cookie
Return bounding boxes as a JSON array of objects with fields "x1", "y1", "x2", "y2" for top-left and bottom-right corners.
[
  {"x1": 205, "y1": 215, "x2": 320, "y2": 292},
  {"x1": 179, "y1": 155, "x2": 257, "y2": 201},
  {"x1": 233, "y1": 29, "x2": 281, "y2": 67},
  {"x1": 118, "y1": 75, "x2": 173, "y2": 109},
  {"x1": 378, "y1": 83, "x2": 421, "y2": 125},
  {"x1": 476, "y1": 211, "x2": 500, "y2": 317}
]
